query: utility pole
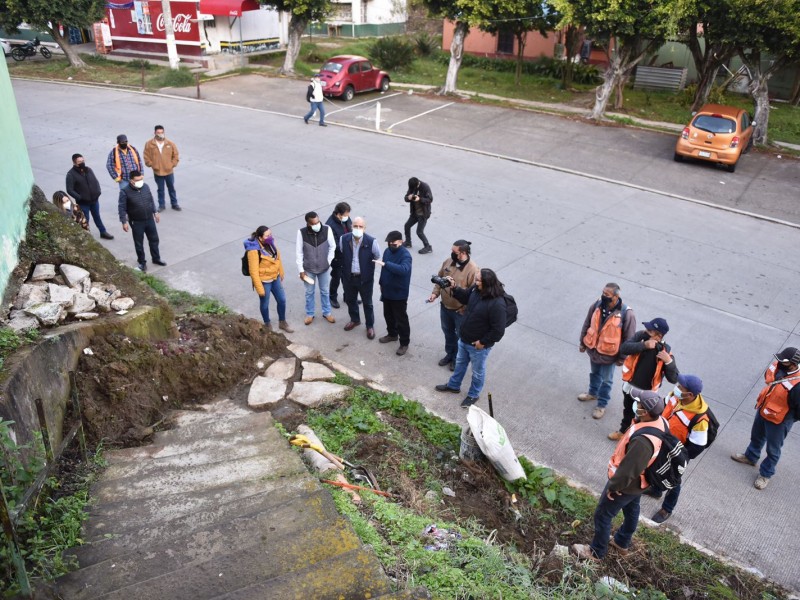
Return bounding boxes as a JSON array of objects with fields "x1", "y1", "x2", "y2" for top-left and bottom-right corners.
[{"x1": 161, "y1": 0, "x2": 180, "y2": 69}]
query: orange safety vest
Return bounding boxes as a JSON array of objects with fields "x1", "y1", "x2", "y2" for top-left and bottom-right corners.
[
  {"x1": 621, "y1": 349, "x2": 672, "y2": 391},
  {"x1": 663, "y1": 395, "x2": 706, "y2": 445},
  {"x1": 608, "y1": 416, "x2": 667, "y2": 489},
  {"x1": 583, "y1": 303, "x2": 627, "y2": 356},
  {"x1": 113, "y1": 145, "x2": 140, "y2": 179},
  {"x1": 756, "y1": 361, "x2": 800, "y2": 424}
]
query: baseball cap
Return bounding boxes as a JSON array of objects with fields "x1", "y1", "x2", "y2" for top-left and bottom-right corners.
[
  {"x1": 677, "y1": 374, "x2": 703, "y2": 395},
  {"x1": 642, "y1": 318, "x2": 669, "y2": 335},
  {"x1": 117, "y1": 134, "x2": 128, "y2": 143},
  {"x1": 385, "y1": 231, "x2": 403, "y2": 243},
  {"x1": 630, "y1": 388, "x2": 665, "y2": 417},
  {"x1": 775, "y1": 347, "x2": 800, "y2": 364}
]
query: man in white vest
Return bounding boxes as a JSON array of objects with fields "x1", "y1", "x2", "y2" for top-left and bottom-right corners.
[{"x1": 303, "y1": 74, "x2": 327, "y2": 127}]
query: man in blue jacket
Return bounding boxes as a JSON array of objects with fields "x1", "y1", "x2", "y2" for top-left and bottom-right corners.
[{"x1": 377, "y1": 231, "x2": 413, "y2": 355}]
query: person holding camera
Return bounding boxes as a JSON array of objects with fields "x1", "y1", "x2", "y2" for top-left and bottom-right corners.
[
  {"x1": 434, "y1": 268, "x2": 507, "y2": 408},
  {"x1": 428, "y1": 240, "x2": 479, "y2": 371},
  {"x1": 403, "y1": 177, "x2": 433, "y2": 254},
  {"x1": 608, "y1": 318, "x2": 679, "y2": 441}
]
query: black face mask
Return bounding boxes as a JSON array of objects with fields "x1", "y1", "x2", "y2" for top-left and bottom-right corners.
[
  {"x1": 119, "y1": 143, "x2": 128, "y2": 149},
  {"x1": 601, "y1": 296, "x2": 612, "y2": 307},
  {"x1": 451, "y1": 252, "x2": 459, "y2": 262},
  {"x1": 76, "y1": 163, "x2": 86, "y2": 170},
  {"x1": 389, "y1": 245, "x2": 400, "y2": 253}
]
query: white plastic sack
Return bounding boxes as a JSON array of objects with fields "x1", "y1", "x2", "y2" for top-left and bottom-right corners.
[{"x1": 467, "y1": 406, "x2": 526, "y2": 482}]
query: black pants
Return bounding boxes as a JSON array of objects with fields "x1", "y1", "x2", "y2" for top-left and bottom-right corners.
[
  {"x1": 130, "y1": 218, "x2": 161, "y2": 265},
  {"x1": 618, "y1": 390, "x2": 636, "y2": 433},
  {"x1": 329, "y1": 256, "x2": 343, "y2": 301},
  {"x1": 403, "y1": 213, "x2": 430, "y2": 248},
  {"x1": 343, "y1": 274, "x2": 375, "y2": 327},
  {"x1": 382, "y1": 299, "x2": 410, "y2": 345}
]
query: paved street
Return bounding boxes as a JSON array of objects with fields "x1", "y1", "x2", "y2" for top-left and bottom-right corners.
[{"x1": 12, "y1": 78, "x2": 800, "y2": 592}]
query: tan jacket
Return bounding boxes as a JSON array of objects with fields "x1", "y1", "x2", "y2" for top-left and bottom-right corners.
[
  {"x1": 432, "y1": 257, "x2": 479, "y2": 311},
  {"x1": 144, "y1": 137, "x2": 180, "y2": 176}
]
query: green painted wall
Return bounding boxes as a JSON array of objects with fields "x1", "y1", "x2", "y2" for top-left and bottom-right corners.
[
  {"x1": 308, "y1": 22, "x2": 405, "y2": 37},
  {"x1": 0, "y1": 58, "x2": 34, "y2": 301}
]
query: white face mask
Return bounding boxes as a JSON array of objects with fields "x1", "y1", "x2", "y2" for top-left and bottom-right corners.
[
  {"x1": 61, "y1": 199, "x2": 72, "y2": 211},
  {"x1": 311, "y1": 223, "x2": 321, "y2": 233},
  {"x1": 340, "y1": 215, "x2": 349, "y2": 222},
  {"x1": 672, "y1": 385, "x2": 683, "y2": 400},
  {"x1": 132, "y1": 180, "x2": 144, "y2": 189},
  {"x1": 352, "y1": 228, "x2": 364, "y2": 239}
]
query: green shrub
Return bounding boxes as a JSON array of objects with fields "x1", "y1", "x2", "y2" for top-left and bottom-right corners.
[
  {"x1": 83, "y1": 53, "x2": 111, "y2": 65},
  {"x1": 127, "y1": 58, "x2": 153, "y2": 70},
  {"x1": 368, "y1": 36, "x2": 415, "y2": 71},
  {"x1": 679, "y1": 83, "x2": 728, "y2": 108},
  {"x1": 151, "y1": 66, "x2": 195, "y2": 88},
  {"x1": 413, "y1": 32, "x2": 438, "y2": 57},
  {"x1": 433, "y1": 53, "x2": 601, "y2": 84}
]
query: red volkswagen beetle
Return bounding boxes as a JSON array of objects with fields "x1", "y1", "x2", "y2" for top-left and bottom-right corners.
[{"x1": 317, "y1": 55, "x2": 390, "y2": 101}]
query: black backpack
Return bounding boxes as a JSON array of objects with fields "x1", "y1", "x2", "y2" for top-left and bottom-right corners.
[
  {"x1": 241, "y1": 252, "x2": 251, "y2": 276},
  {"x1": 629, "y1": 425, "x2": 688, "y2": 492},
  {"x1": 503, "y1": 293, "x2": 517, "y2": 327},
  {"x1": 687, "y1": 408, "x2": 719, "y2": 449}
]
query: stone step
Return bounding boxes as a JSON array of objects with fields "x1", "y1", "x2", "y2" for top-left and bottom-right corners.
[
  {"x1": 83, "y1": 472, "x2": 317, "y2": 542},
  {"x1": 105, "y1": 427, "x2": 277, "y2": 464},
  {"x1": 216, "y1": 547, "x2": 392, "y2": 600},
  {"x1": 91, "y1": 446, "x2": 305, "y2": 504},
  {"x1": 150, "y1": 411, "x2": 272, "y2": 445},
  {"x1": 101, "y1": 430, "x2": 283, "y2": 482},
  {"x1": 59, "y1": 497, "x2": 353, "y2": 598},
  {"x1": 374, "y1": 589, "x2": 431, "y2": 600}
]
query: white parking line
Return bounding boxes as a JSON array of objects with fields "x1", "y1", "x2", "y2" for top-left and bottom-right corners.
[
  {"x1": 325, "y1": 92, "x2": 404, "y2": 115},
  {"x1": 386, "y1": 102, "x2": 454, "y2": 131}
]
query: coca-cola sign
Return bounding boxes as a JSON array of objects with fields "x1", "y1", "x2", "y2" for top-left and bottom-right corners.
[{"x1": 156, "y1": 13, "x2": 193, "y2": 33}]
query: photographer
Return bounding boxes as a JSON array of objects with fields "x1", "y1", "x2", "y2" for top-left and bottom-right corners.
[
  {"x1": 608, "y1": 318, "x2": 679, "y2": 440},
  {"x1": 434, "y1": 268, "x2": 506, "y2": 408},
  {"x1": 428, "y1": 240, "x2": 479, "y2": 371},
  {"x1": 403, "y1": 176, "x2": 433, "y2": 254}
]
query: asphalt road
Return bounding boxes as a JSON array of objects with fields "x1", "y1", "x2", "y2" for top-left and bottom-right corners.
[{"x1": 12, "y1": 77, "x2": 800, "y2": 593}]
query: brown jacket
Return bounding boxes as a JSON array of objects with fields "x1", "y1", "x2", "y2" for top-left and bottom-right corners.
[
  {"x1": 431, "y1": 257, "x2": 479, "y2": 311},
  {"x1": 143, "y1": 137, "x2": 180, "y2": 176}
]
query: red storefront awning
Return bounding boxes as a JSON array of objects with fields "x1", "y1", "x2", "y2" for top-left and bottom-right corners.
[{"x1": 198, "y1": 0, "x2": 260, "y2": 17}]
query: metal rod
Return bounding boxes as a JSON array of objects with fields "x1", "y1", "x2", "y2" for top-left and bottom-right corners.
[
  {"x1": 195, "y1": 72, "x2": 201, "y2": 99},
  {"x1": 34, "y1": 398, "x2": 53, "y2": 464},
  {"x1": 488, "y1": 393, "x2": 494, "y2": 418},
  {"x1": 141, "y1": 63, "x2": 146, "y2": 90},
  {"x1": 69, "y1": 372, "x2": 88, "y2": 463}
]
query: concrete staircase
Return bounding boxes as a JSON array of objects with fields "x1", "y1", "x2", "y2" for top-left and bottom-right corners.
[{"x1": 55, "y1": 399, "x2": 412, "y2": 599}]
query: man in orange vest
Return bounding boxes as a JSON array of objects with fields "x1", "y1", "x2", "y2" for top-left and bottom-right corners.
[
  {"x1": 578, "y1": 283, "x2": 636, "y2": 420},
  {"x1": 572, "y1": 389, "x2": 667, "y2": 561},
  {"x1": 650, "y1": 374, "x2": 709, "y2": 523},
  {"x1": 105, "y1": 134, "x2": 142, "y2": 190},
  {"x1": 731, "y1": 347, "x2": 800, "y2": 490},
  {"x1": 608, "y1": 317, "x2": 678, "y2": 441}
]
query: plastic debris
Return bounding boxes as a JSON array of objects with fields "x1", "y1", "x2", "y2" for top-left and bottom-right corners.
[
  {"x1": 421, "y1": 524, "x2": 462, "y2": 551},
  {"x1": 442, "y1": 487, "x2": 455, "y2": 497},
  {"x1": 83, "y1": 347, "x2": 94, "y2": 355},
  {"x1": 116, "y1": 309, "x2": 129, "y2": 315}
]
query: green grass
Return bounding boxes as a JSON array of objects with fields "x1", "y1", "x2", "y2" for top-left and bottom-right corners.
[{"x1": 137, "y1": 273, "x2": 229, "y2": 315}]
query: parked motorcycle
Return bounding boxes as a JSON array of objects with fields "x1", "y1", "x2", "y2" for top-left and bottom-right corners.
[{"x1": 10, "y1": 37, "x2": 52, "y2": 62}]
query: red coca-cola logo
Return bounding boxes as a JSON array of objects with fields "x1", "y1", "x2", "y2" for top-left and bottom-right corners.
[{"x1": 156, "y1": 13, "x2": 193, "y2": 33}]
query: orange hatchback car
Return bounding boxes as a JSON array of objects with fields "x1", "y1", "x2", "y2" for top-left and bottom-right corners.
[{"x1": 674, "y1": 104, "x2": 754, "y2": 172}]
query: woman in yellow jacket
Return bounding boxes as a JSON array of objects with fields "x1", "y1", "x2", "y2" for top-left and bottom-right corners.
[{"x1": 244, "y1": 226, "x2": 293, "y2": 332}]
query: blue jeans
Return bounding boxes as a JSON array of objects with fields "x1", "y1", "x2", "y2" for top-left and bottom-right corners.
[
  {"x1": 258, "y1": 278, "x2": 286, "y2": 324},
  {"x1": 744, "y1": 412, "x2": 795, "y2": 478},
  {"x1": 303, "y1": 270, "x2": 331, "y2": 317},
  {"x1": 154, "y1": 173, "x2": 179, "y2": 208},
  {"x1": 440, "y1": 306, "x2": 464, "y2": 362},
  {"x1": 588, "y1": 361, "x2": 616, "y2": 408},
  {"x1": 590, "y1": 483, "x2": 641, "y2": 559},
  {"x1": 662, "y1": 484, "x2": 681, "y2": 514},
  {"x1": 447, "y1": 339, "x2": 491, "y2": 398},
  {"x1": 118, "y1": 181, "x2": 129, "y2": 190},
  {"x1": 79, "y1": 203, "x2": 108, "y2": 234},
  {"x1": 304, "y1": 101, "x2": 325, "y2": 124}
]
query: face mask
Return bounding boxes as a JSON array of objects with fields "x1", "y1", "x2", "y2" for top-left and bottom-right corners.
[
  {"x1": 340, "y1": 215, "x2": 349, "y2": 223},
  {"x1": 76, "y1": 163, "x2": 86, "y2": 170},
  {"x1": 352, "y1": 228, "x2": 364, "y2": 239},
  {"x1": 311, "y1": 223, "x2": 321, "y2": 233},
  {"x1": 62, "y1": 199, "x2": 72, "y2": 211},
  {"x1": 119, "y1": 143, "x2": 128, "y2": 149},
  {"x1": 389, "y1": 244, "x2": 400, "y2": 253},
  {"x1": 264, "y1": 235, "x2": 274, "y2": 246},
  {"x1": 601, "y1": 295, "x2": 614, "y2": 307},
  {"x1": 132, "y1": 180, "x2": 144, "y2": 189},
  {"x1": 672, "y1": 386, "x2": 684, "y2": 400},
  {"x1": 156, "y1": 133, "x2": 165, "y2": 140},
  {"x1": 451, "y1": 252, "x2": 459, "y2": 262},
  {"x1": 632, "y1": 400, "x2": 639, "y2": 415}
]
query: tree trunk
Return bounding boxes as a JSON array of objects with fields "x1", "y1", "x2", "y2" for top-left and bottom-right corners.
[
  {"x1": 441, "y1": 20, "x2": 468, "y2": 94},
  {"x1": 592, "y1": 65, "x2": 618, "y2": 119},
  {"x1": 161, "y1": 0, "x2": 181, "y2": 69},
  {"x1": 748, "y1": 71, "x2": 770, "y2": 145},
  {"x1": 790, "y1": 69, "x2": 800, "y2": 106},
  {"x1": 613, "y1": 73, "x2": 628, "y2": 109},
  {"x1": 561, "y1": 25, "x2": 579, "y2": 89},
  {"x1": 515, "y1": 33, "x2": 526, "y2": 86},
  {"x1": 690, "y1": 64, "x2": 720, "y2": 112},
  {"x1": 48, "y1": 25, "x2": 86, "y2": 69},
  {"x1": 280, "y1": 15, "x2": 307, "y2": 75}
]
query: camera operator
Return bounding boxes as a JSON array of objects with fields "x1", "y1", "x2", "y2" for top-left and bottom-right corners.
[
  {"x1": 403, "y1": 176, "x2": 433, "y2": 254},
  {"x1": 608, "y1": 318, "x2": 679, "y2": 440},
  {"x1": 427, "y1": 240, "x2": 479, "y2": 371},
  {"x1": 434, "y1": 268, "x2": 506, "y2": 408}
]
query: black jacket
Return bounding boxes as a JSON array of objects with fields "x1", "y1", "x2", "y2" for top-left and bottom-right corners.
[
  {"x1": 451, "y1": 285, "x2": 506, "y2": 348},
  {"x1": 619, "y1": 331, "x2": 679, "y2": 389},
  {"x1": 66, "y1": 166, "x2": 102, "y2": 205},
  {"x1": 326, "y1": 213, "x2": 351, "y2": 263},
  {"x1": 118, "y1": 184, "x2": 157, "y2": 223},
  {"x1": 404, "y1": 180, "x2": 433, "y2": 219}
]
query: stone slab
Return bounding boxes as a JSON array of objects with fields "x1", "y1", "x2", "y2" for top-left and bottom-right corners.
[
  {"x1": 48, "y1": 283, "x2": 76, "y2": 307},
  {"x1": 67, "y1": 292, "x2": 96, "y2": 314},
  {"x1": 111, "y1": 297, "x2": 135, "y2": 311},
  {"x1": 287, "y1": 342, "x2": 320, "y2": 361},
  {"x1": 247, "y1": 375, "x2": 287, "y2": 408},
  {"x1": 288, "y1": 381, "x2": 351, "y2": 408},
  {"x1": 301, "y1": 361, "x2": 335, "y2": 382},
  {"x1": 264, "y1": 357, "x2": 296, "y2": 381},
  {"x1": 6, "y1": 314, "x2": 40, "y2": 332},
  {"x1": 59, "y1": 264, "x2": 90, "y2": 287},
  {"x1": 24, "y1": 302, "x2": 65, "y2": 326},
  {"x1": 30, "y1": 263, "x2": 56, "y2": 281},
  {"x1": 13, "y1": 283, "x2": 48, "y2": 309}
]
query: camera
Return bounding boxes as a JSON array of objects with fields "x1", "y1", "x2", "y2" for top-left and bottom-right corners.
[
  {"x1": 654, "y1": 342, "x2": 665, "y2": 353},
  {"x1": 431, "y1": 275, "x2": 451, "y2": 289}
]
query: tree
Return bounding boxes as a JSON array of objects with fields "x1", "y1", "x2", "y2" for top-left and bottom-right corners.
[
  {"x1": 550, "y1": 0, "x2": 683, "y2": 119},
  {"x1": 262, "y1": 0, "x2": 330, "y2": 75},
  {"x1": 561, "y1": 23, "x2": 581, "y2": 89},
  {"x1": 462, "y1": 0, "x2": 557, "y2": 86},
  {"x1": 420, "y1": 0, "x2": 477, "y2": 93},
  {"x1": 733, "y1": 0, "x2": 800, "y2": 144},
  {"x1": 0, "y1": 0, "x2": 105, "y2": 68}
]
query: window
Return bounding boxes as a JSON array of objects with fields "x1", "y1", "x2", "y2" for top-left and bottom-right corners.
[
  {"x1": 741, "y1": 112, "x2": 750, "y2": 130},
  {"x1": 330, "y1": 3, "x2": 352, "y2": 21},
  {"x1": 348, "y1": 62, "x2": 360, "y2": 75},
  {"x1": 321, "y1": 62, "x2": 343, "y2": 74},
  {"x1": 497, "y1": 29, "x2": 514, "y2": 55},
  {"x1": 360, "y1": 61, "x2": 373, "y2": 73},
  {"x1": 692, "y1": 115, "x2": 736, "y2": 134}
]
